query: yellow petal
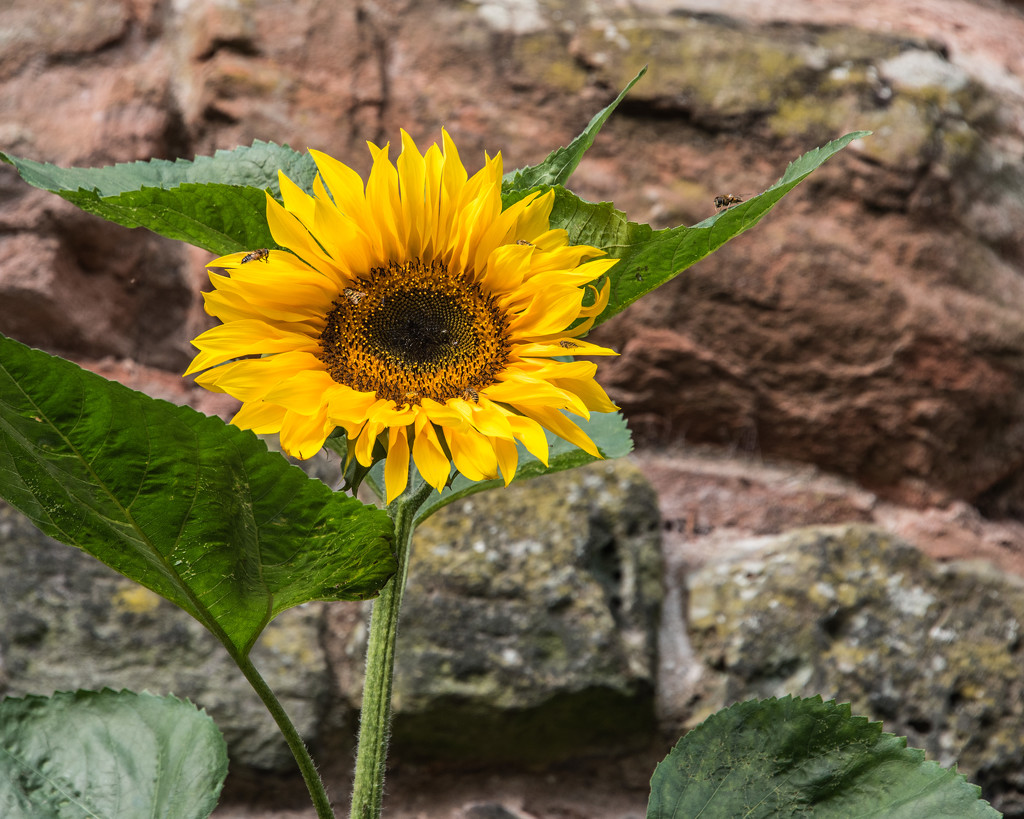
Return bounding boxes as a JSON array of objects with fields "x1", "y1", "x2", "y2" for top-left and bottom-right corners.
[
  {"x1": 397, "y1": 130, "x2": 427, "y2": 258},
  {"x1": 419, "y1": 142, "x2": 445, "y2": 259},
  {"x1": 520, "y1": 406, "x2": 600, "y2": 458},
  {"x1": 491, "y1": 435, "x2": 519, "y2": 484},
  {"x1": 471, "y1": 191, "x2": 541, "y2": 275},
  {"x1": 327, "y1": 389, "x2": 384, "y2": 428},
  {"x1": 485, "y1": 372, "x2": 589, "y2": 416},
  {"x1": 512, "y1": 189, "x2": 555, "y2": 244},
  {"x1": 412, "y1": 415, "x2": 451, "y2": 492},
  {"x1": 418, "y1": 397, "x2": 467, "y2": 428},
  {"x1": 385, "y1": 425, "x2": 411, "y2": 503},
  {"x1": 354, "y1": 422, "x2": 379, "y2": 467},
  {"x1": 279, "y1": 404, "x2": 332, "y2": 459},
  {"x1": 262, "y1": 370, "x2": 340, "y2": 413},
  {"x1": 200, "y1": 352, "x2": 326, "y2": 402},
  {"x1": 185, "y1": 320, "x2": 319, "y2": 376},
  {"x1": 447, "y1": 398, "x2": 515, "y2": 439},
  {"x1": 312, "y1": 191, "x2": 374, "y2": 278},
  {"x1": 365, "y1": 141, "x2": 403, "y2": 260},
  {"x1": 478, "y1": 243, "x2": 532, "y2": 295},
  {"x1": 550, "y1": 376, "x2": 618, "y2": 413},
  {"x1": 508, "y1": 290, "x2": 584, "y2": 337},
  {"x1": 510, "y1": 339, "x2": 618, "y2": 359},
  {"x1": 437, "y1": 130, "x2": 469, "y2": 239},
  {"x1": 309, "y1": 149, "x2": 372, "y2": 221},
  {"x1": 447, "y1": 427, "x2": 498, "y2": 482},
  {"x1": 278, "y1": 170, "x2": 316, "y2": 225},
  {"x1": 231, "y1": 400, "x2": 288, "y2": 433},
  {"x1": 265, "y1": 193, "x2": 336, "y2": 270}
]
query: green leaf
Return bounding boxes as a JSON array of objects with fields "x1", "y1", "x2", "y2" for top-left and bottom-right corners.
[
  {"x1": 376, "y1": 409, "x2": 632, "y2": 525},
  {"x1": 1, "y1": 140, "x2": 314, "y2": 195},
  {"x1": 648, "y1": 696, "x2": 1000, "y2": 819},
  {"x1": 503, "y1": 66, "x2": 648, "y2": 191},
  {"x1": 525, "y1": 130, "x2": 870, "y2": 328},
  {"x1": 0, "y1": 141, "x2": 314, "y2": 255},
  {"x1": 0, "y1": 689, "x2": 227, "y2": 819},
  {"x1": 0, "y1": 333, "x2": 396, "y2": 656}
]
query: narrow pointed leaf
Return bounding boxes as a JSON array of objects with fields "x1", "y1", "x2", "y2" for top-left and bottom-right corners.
[
  {"x1": 0, "y1": 689, "x2": 227, "y2": 819},
  {"x1": 0, "y1": 333, "x2": 396, "y2": 656},
  {"x1": 503, "y1": 66, "x2": 648, "y2": 191},
  {"x1": 648, "y1": 696, "x2": 999, "y2": 818},
  {"x1": 510, "y1": 130, "x2": 870, "y2": 328},
  {"x1": 0, "y1": 141, "x2": 314, "y2": 255}
]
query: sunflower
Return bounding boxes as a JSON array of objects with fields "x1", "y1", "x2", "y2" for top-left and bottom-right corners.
[{"x1": 185, "y1": 130, "x2": 618, "y2": 502}]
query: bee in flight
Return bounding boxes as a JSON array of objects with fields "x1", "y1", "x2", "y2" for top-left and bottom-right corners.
[
  {"x1": 241, "y1": 248, "x2": 270, "y2": 264},
  {"x1": 714, "y1": 194, "x2": 745, "y2": 211}
]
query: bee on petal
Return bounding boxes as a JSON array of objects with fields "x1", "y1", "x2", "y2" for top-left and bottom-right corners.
[{"x1": 241, "y1": 248, "x2": 270, "y2": 264}]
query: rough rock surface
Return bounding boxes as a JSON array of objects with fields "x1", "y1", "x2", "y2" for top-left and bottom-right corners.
[
  {"x1": 577, "y1": 13, "x2": 1024, "y2": 511},
  {"x1": 0, "y1": 502, "x2": 330, "y2": 771},
  {"x1": 686, "y1": 524, "x2": 1024, "y2": 815},
  {"x1": 388, "y1": 460, "x2": 663, "y2": 763}
]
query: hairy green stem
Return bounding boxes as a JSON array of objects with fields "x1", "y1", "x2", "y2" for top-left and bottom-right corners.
[
  {"x1": 235, "y1": 653, "x2": 335, "y2": 818},
  {"x1": 350, "y1": 479, "x2": 434, "y2": 819}
]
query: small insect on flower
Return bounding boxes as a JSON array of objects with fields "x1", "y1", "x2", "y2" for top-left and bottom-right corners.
[
  {"x1": 241, "y1": 248, "x2": 270, "y2": 264},
  {"x1": 516, "y1": 239, "x2": 534, "y2": 247},
  {"x1": 558, "y1": 340, "x2": 580, "y2": 348},
  {"x1": 461, "y1": 386, "x2": 479, "y2": 403},
  {"x1": 714, "y1": 194, "x2": 744, "y2": 211},
  {"x1": 343, "y1": 287, "x2": 367, "y2": 305}
]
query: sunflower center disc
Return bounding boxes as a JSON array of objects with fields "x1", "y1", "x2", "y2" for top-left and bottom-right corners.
[
  {"x1": 370, "y1": 289, "x2": 466, "y2": 366},
  {"x1": 319, "y1": 259, "x2": 510, "y2": 405}
]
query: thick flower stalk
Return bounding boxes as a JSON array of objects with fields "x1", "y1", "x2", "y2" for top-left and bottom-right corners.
[{"x1": 186, "y1": 130, "x2": 618, "y2": 501}]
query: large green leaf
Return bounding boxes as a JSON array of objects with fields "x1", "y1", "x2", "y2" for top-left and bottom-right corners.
[
  {"x1": 503, "y1": 66, "x2": 647, "y2": 191},
  {"x1": 515, "y1": 130, "x2": 869, "y2": 328},
  {"x1": 0, "y1": 689, "x2": 227, "y2": 819},
  {"x1": 0, "y1": 141, "x2": 313, "y2": 255},
  {"x1": 648, "y1": 696, "x2": 1000, "y2": 818},
  {"x1": 0, "y1": 333, "x2": 396, "y2": 656}
]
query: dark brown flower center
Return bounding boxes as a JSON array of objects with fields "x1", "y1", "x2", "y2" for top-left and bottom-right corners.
[{"x1": 319, "y1": 259, "x2": 510, "y2": 406}]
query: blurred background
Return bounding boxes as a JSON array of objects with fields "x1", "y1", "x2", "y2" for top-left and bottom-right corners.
[{"x1": 3, "y1": 0, "x2": 1024, "y2": 817}]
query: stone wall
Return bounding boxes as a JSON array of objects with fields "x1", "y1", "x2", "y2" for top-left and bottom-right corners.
[{"x1": 3, "y1": 0, "x2": 1024, "y2": 816}]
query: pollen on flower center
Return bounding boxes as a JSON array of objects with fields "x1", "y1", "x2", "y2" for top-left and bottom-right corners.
[{"x1": 319, "y1": 259, "x2": 511, "y2": 406}]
